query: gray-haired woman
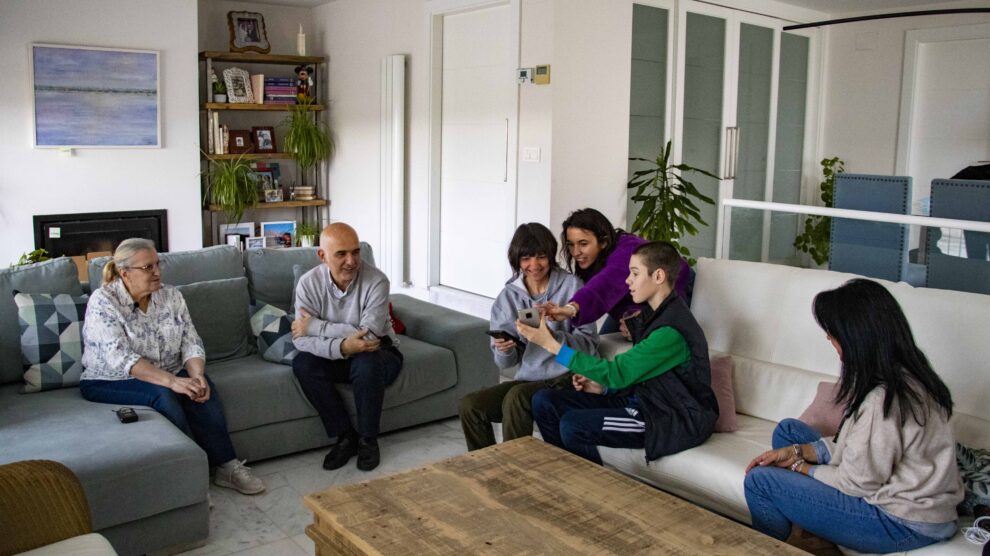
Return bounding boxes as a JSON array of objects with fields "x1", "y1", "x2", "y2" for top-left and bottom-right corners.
[{"x1": 78, "y1": 239, "x2": 264, "y2": 495}]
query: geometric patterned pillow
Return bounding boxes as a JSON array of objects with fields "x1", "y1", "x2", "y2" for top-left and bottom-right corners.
[
  {"x1": 14, "y1": 292, "x2": 88, "y2": 393},
  {"x1": 249, "y1": 302, "x2": 297, "y2": 365}
]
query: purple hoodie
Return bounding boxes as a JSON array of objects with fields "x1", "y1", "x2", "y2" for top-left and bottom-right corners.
[{"x1": 569, "y1": 233, "x2": 694, "y2": 327}]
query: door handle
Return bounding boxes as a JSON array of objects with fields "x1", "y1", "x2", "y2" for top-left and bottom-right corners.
[{"x1": 504, "y1": 118, "x2": 509, "y2": 182}]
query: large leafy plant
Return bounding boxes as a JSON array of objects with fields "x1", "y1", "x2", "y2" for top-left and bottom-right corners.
[
  {"x1": 204, "y1": 154, "x2": 257, "y2": 225},
  {"x1": 793, "y1": 156, "x2": 844, "y2": 266},
  {"x1": 282, "y1": 100, "x2": 334, "y2": 186},
  {"x1": 628, "y1": 140, "x2": 718, "y2": 263}
]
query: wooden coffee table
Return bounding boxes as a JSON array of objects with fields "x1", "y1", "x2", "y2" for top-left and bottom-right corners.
[{"x1": 303, "y1": 436, "x2": 805, "y2": 555}]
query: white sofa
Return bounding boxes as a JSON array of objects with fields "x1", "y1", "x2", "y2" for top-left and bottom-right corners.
[{"x1": 598, "y1": 257, "x2": 990, "y2": 555}]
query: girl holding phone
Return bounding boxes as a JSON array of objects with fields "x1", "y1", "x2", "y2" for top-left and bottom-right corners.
[{"x1": 459, "y1": 223, "x2": 599, "y2": 451}]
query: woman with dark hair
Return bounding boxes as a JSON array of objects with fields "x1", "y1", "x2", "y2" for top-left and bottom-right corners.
[
  {"x1": 542, "y1": 208, "x2": 693, "y2": 334},
  {"x1": 459, "y1": 223, "x2": 599, "y2": 451},
  {"x1": 744, "y1": 279, "x2": 963, "y2": 553}
]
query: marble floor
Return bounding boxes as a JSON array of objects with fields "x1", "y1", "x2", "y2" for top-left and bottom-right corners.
[{"x1": 181, "y1": 417, "x2": 480, "y2": 556}]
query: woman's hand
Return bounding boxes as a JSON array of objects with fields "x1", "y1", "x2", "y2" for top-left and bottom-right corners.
[
  {"x1": 515, "y1": 317, "x2": 561, "y2": 355},
  {"x1": 169, "y1": 375, "x2": 205, "y2": 400},
  {"x1": 292, "y1": 309, "x2": 312, "y2": 338},
  {"x1": 492, "y1": 337, "x2": 516, "y2": 353},
  {"x1": 538, "y1": 302, "x2": 576, "y2": 322},
  {"x1": 573, "y1": 374, "x2": 604, "y2": 394},
  {"x1": 189, "y1": 375, "x2": 211, "y2": 403},
  {"x1": 745, "y1": 446, "x2": 800, "y2": 474}
]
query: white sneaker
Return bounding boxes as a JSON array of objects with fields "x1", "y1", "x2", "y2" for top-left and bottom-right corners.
[{"x1": 214, "y1": 460, "x2": 265, "y2": 495}]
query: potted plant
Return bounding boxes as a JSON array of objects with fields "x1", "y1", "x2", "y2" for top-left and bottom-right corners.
[
  {"x1": 627, "y1": 140, "x2": 719, "y2": 264},
  {"x1": 10, "y1": 248, "x2": 50, "y2": 268},
  {"x1": 282, "y1": 99, "x2": 334, "y2": 188},
  {"x1": 204, "y1": 155, "x2": 257, "y2": 225},
  {"x1": 211, "y1": 70, "x2": 227, "y2": 103},
  {"x1": 793, "y1": 156, "x2": 845, "y2": 267},
  {"x1": 297, "y1": 222, "x2": 320, "y2": 247}
]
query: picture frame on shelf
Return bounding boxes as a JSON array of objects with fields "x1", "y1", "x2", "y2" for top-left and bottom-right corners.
[
  {"x1": 222, "y1": 67, "x2": 254, "y2": 103},
  {"x1": 245, "y1": 236, "x2": 266, "y2": 250},
  {"x1": 261, "y1": 220, "x2": 296, "y2": 248},
  {"x1": 227, "y1": 11, "x2": 270, "y2": 54},
  {"x1": 225, "y1": 234, "x2": 246, "y2": 251},
  {"x1": 263, "y1": 188, "x2": 282, "y2": 203},
  {"x1": 219, "y1": 222, "x2": 254, "y2": 238},
  {"x1": 228, "y1": 129, "x2": 252, "y2": 154},
  {"x1": 252, "y1": 126, "x2": 276, "y2": 153}
]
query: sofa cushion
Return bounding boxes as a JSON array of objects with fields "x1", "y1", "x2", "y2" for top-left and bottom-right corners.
[
  {"x1": 248, "y1": 302, "x2": 297, "y2": 365},
  {"x1": 0, "y1": 384, "x2": 207, "y2": 532},
  {"x1": 711, "y1": 356, "x2": 738, "y2": 433},
  {"x1": 176, "y1": 278, "x2": 251, "y2": 362},
  {"x1": 88, "y1": 245, "x2": 243, "y2": 293},
  {"x1": 15, "y1": 292, "x2": 88, "y2": 392},
  {"x1": 798, "y1": 381, "x2": 844, "y2": 437},
  {"x1": 0, "y1": 258, "x2": 83, "y2": 385}
]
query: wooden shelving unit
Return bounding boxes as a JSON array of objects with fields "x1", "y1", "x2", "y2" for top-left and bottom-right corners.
[
  {"x1": 202, "y1": 103, "x2": 324, "y2": 111},
  {"x1": 207, "y1": 199, "x2": 328, "y2": 212}
]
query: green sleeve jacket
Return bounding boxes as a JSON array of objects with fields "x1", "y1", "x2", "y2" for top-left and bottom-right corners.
[{"x1": 554, "y1": 327, "x2": 689, "y2": 390}]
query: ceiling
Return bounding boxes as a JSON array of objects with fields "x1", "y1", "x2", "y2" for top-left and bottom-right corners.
[{"x1": 222, "y1": 0, "x2": 974, "y2": 16}]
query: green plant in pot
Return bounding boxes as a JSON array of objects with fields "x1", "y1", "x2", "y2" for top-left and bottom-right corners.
[
  {"x1": 211, "y1": 70, "x2": 227, "y2": 103},
  {"x1": 627, "y1": 140, "x2": 719, "y2": 264},
  {"x1": 282, "y1": 99, "x2": 334, "y2": 189},
  {"x1": 10, "y1": 248, "x2": 50, "y2": 268},
  {"x1": 297, "y1": 222, "x2": 320, "y2": 247},
  {"x1": 204, "y1": 154, "x2": 257, "y2": 225},
  {"x1": 793, "y1": 156, "x2": 845, "y2": 266}
]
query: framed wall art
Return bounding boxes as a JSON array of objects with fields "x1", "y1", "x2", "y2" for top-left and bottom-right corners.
[
  {"x1": 31, "y1": 44, "x2": 160, "y2": 148},
  {"x1": 228, "y1": 11, "x2": 270, "y2": 54}
]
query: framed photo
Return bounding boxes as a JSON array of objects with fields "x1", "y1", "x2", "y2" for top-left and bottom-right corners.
[
  {"x1": 223, "y1": 67, "x2": 254, "y2": 103},
  {"x1": 264, "y1": 188, "x2": 282, "y2": 203},
  {"x1": 245, "y1": 236, "x2": 266, "y2": 250},
  {"x1": 252, "y1": 126, "x2": 276, "y2": 153},
  {"x1": 227, "y1": 11, "x2": 270, "y2": 54},
  {"x1": 31, "y1": 44, "x2": 160, "y2": 148},
  {"x1": 261, "y1": 221, "x2": 296, "y2": 249},
  {"x1": 228, "y1": 129, "x2": 252, "y2": 154},
  {"x1": 219, "y1": 222, "x2": 254, "y2": 238}
]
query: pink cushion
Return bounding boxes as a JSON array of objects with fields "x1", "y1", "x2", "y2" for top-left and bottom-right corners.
[
  {"x1": 798, "y1": 381, "x2": 845, "y2": 437},
  {"x1": 710, "y1": 356, "x2": 738, "y2": 432}
]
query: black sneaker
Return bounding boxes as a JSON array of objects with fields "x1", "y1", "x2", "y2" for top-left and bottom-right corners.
[
  {"x1": 323, "y1": 432, "x2": 359, "y2": 470},
  {"x1": 356, "y1": 437, "x2": 380, "y2": 471}
]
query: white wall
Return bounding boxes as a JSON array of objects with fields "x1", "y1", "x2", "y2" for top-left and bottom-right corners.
[
  {"x1": 0, "y1": 0, "x2": 200, "y2": 266},
  {"x1": 819, "y1": 0, "x2": 990, "y2": 176}
]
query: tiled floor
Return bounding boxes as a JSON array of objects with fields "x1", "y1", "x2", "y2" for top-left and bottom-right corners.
[{"x1": 181, "y1": 417, "x2": 478, "y2": 556}]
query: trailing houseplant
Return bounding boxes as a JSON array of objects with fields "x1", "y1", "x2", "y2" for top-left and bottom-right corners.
[
  {"x1": 10, "y1": 248, "x2": 50, "y2": 268},
  {"x1": 627, "y1": 140, "x2": 718, "y2": 264},
  {"x1": 793, "y1": 156, "x2": 845, "y2": 266},
  {"x1": 282, "y1": 99, "x2": 334, "y2": 187},
  {"x1": 204, "y1": 154, "x2": 257, "y2": 225}
]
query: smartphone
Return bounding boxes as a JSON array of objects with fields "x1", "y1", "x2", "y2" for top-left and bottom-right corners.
[
  {"x1": 366, "y1": 329, "x2": 394, "y2": 347},
  {"x1": 486, "y1": 329, "x2": 520, "y2": 343},
  {"x1": 517, "y1": 307, "x2": 541, "y2": 328}
]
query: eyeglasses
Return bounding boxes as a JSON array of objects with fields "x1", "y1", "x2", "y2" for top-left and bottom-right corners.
[{"x1": 126, "y1": 261, "x2": 162, "y2": 273}]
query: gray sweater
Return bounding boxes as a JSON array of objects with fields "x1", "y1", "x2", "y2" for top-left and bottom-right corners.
[
  {"x1": 292, "y1": 263, "x2": 397, "y2": 360},
  {"x1": 491, "y1": 269, "x2": 598, "y2": 381},
  {"x1": 813, "y1": 385, "x2": 964, "y2": 525}
]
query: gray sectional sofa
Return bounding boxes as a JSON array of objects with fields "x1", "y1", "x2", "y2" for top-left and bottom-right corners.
[{"x1": 0, "y1": 244, "x2": 497, "y2": 556}]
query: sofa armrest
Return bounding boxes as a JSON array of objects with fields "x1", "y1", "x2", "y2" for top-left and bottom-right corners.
[
  {"x1": 0, "y1": 460, "x2": 93, "y2": 554},
  {"x1": 390, "y1": 294, "x2": 498, "y2": 396}
]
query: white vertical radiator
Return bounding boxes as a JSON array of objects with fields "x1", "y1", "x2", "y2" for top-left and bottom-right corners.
[{"x1": 380, "y1": 54, "x2": 406, "y2": 285}]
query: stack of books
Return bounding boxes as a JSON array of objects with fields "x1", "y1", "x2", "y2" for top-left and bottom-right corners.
[
  {"x1": 264, "y1": 77, "x2": 297, "y2": 105},
  {"x1": 207, "y1": 112, "x2": 228, "y2": 155}
]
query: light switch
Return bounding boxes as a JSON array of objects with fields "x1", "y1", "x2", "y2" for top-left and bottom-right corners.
[{"x1": 523, "y1": 147, "x2": 541, "y2": 162}]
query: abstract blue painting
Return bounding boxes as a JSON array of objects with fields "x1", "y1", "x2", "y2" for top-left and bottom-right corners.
[{"x1": 32, "y1": 44, "x2": 160, "y2": 147}]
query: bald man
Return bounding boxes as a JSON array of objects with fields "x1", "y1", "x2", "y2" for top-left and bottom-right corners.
[{"x1": 291, "y1": 223, "x2": 402, "y2": 471}]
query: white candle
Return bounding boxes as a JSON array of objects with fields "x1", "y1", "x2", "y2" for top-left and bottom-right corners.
[{"x1": 297, "y1": 24, "x2": 306, "y2": 56}]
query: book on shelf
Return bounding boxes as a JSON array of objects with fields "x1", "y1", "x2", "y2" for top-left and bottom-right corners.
[{"x1": 250, "y1": 74, "x2": 264, "y2": 105}]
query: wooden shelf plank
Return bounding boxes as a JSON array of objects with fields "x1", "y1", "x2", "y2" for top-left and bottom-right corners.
[
  {"x1": 200, "y1": 51, "x2": 325, "y2": 64},
  {"x1": 207, "y1": 199, "x2": 328, "y2": 212},
  {"x1": 204, "y1": 152, "x2": 294, "y2": 161},
  {"x1": 204, "y1": 103, "x2": 323, "y2": 111}
]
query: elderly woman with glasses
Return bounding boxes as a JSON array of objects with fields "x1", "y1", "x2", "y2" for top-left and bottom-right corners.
[{"x1": 78, "y1": 238, "x2": 264, "y2": 495}]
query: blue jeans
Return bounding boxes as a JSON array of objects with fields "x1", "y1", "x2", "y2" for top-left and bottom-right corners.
[
  {"x1": 292, "y1": 348, "x2": 402, "y2": 440},
  {"x1": 79, "y1": 370, "x2": 236, "y2": 467},
  {"x1": 744, "y1": 418, "x2": 941, "y2": 553},
  {"x1": 532, "y1": 388, "x2": 644, "y2": 465}
]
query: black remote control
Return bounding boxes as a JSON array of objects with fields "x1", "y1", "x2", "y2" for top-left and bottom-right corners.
[{"x1": 116, "y1": 407, "x2": 138, "y2": 423}]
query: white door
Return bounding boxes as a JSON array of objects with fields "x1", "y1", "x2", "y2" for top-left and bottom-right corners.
[{"x1": 438, "y1": 4, "x2": 517, "y2": 298}]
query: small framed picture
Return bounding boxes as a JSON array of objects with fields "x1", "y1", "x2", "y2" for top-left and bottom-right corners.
[
  {"x1": 261, "y1": 220, "x2": 296, "y2": 249},
  {"x1": 252, "y1": 126, "x2": 276, "y2": 153},
  {"x1": 227, "y1": 11, "x2": 270, "y2": 54},
  {"x1": 228, "y1": 129, "x2": 252, "y2": 154},
  {"x1": 223, "y1": 67, "x2": 254, "y2": 103},
  {"x1": 245, "y1": 236, "x2": 266, "y2": 250},
  {"x1": 264, "y1": 188, "x2": 282, "y2": 203},
  {"x1": 219, "y1": 222, "x2": 254, "y2": 237}
]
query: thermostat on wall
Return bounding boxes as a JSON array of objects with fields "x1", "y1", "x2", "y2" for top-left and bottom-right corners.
[{"x1": 534, "y1": 64, "x2": 550, "y2": 85}]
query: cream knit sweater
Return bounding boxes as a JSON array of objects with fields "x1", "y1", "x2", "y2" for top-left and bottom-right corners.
[{"x1": 814, "y1": 384, "x2": 964, "y2": 524}]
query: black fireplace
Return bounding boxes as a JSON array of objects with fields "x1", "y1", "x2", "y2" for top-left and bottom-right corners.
[{"x1": 33, "y1": 210, "x2": 168, "y2": 257}]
